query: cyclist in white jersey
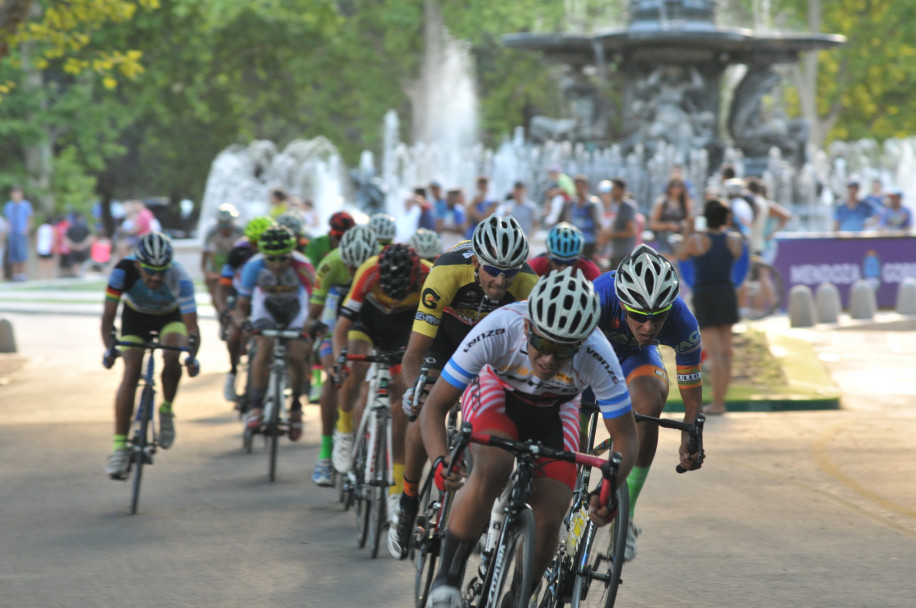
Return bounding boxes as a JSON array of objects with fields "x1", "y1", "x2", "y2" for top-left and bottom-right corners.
[{"x1": 420, "y1": 267, "x2": 639, "y2": 607}]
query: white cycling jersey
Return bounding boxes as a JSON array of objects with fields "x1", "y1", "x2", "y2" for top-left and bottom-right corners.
[{"x1": 441, "y1": 302, "x2": 631, "y2": 419}]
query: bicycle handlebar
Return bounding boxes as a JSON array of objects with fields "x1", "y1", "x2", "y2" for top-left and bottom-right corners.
[
  {"x1": 407, "y1": 358, "x2": 434, "y2": 422},
  {"x1": 342, "y1": 349, "x2": 406, "y2": 366},
  {"x1": 249, "y1": 327, "x2": 310, "y2": 340}
]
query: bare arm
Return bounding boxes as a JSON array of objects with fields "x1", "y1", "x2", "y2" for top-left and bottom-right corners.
[
  {"x1": 403, "y1": 331, "x2": 436, "y2": 387},
  {"x1": 101, "y1": 299, "x2": 119, "y2": 348}
]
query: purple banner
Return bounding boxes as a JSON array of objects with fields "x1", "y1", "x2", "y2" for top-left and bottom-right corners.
[{"x1": 771, "y1": 233, "x2": 916, "y2": 309}]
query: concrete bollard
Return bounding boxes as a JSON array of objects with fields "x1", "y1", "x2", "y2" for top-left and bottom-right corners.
[
  {"x1": 815, "y1": 282, "x2": 842, "y2": 324},
  {"x1": 896, "y1": 277, "x2": 916, "y2": 315},
  {"x1": 848, "y1": 279, "x2": 877, "y2": 320},
  {"x1": 0, "y1": 317, "x2": 17, "y2": 353},
  {"x1": 788, "y1": 284, "x2": 818, "y2": 328}
]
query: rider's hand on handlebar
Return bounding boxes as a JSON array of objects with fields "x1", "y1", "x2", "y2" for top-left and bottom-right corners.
[
  {"x1": 102, "y1": 348, "x2": 121, "y2": 369},
  {"x1": 402, "y1": 386, "x2": 430, "y2": 418},
  {"x1": 587, "y1": 482, "x2": 619, "y2": 527},
  {"x1": 678, "y1": 432, "x2": 703, "y2": 472},
  {"x1": 433, "y1": 457, "x2": 466, "y2": 492}
]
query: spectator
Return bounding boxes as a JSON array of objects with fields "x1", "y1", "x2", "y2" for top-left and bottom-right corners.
[
  {"x1": 863, "y1": 178, "x2": 885, "y2": 211},
  {"x1": 435, "y1": 188, "x2": 467, "y2": 251},
  {"x1": 723, "y1": 178, "x2": 754, "y2": 239},
  {"x1": 413, "y1": 187, "x2": 436, "y2": 231},
  {"x1": 54, "y1": 214, "x2": 72, "y2": 277},
  {"x1": 4, "y1": 186, "x2": 34, "y2": 281},
  {"x1": 0, "y1": 211, "x2": 7, "y2": 278},
  {"x1": 36, "y1": 216, "x2": 56, "y2": 279},
  {"x1": 597, "y1": 178, "x2": 638, "y2": 271},
  {"x1": 834, "y1": 180, "x2": 876, "y2": 232},
  {"x1": 300, "y1": 199, "x2": 320, "y2": 233},
  {"x1": 678, "y1": 199, "x2": 743, "y2": 415},
  {"x1": 464, "y1": 176, "x2": 499, "y2": 239},
  {"x1": 879, "y1": 190, "x2": 912, "y2": 232},
  {"x1": 116, "y1": 199, "x2": 156, "y2": 260},
  {"x1": 561, "y1": 174, "x2": 602, "y2": 259},
  {"x1": 497, "y1": 181, "x2": 538, "y2": 236},
  {"x1": 64, "y1": 212, "x2": 95, "y2": 277},
  {"x1": 542, "y1": 164, "x2": 574, "y2": 228},
  {"x1": 268, "y1": 187, "x2": 290, "y2": 218},
  {"x1": 745, "y1": 177, "x2": 769, "y2": 255},
  {"x1": 429, "y1": 181, "x2": 446, "y2": 208},
  {"x1": 649, "y1": 177, "x2": 692, "y2": 260}
]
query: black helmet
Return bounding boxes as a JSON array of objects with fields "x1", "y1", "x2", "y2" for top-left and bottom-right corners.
[{"x1": 378, "y1": 243, "x2": 419, "y2": 300}]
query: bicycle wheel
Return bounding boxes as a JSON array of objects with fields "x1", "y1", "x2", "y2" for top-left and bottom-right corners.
[
  {"x1": 487, "y1": 507, "x2": 536, "y2": 608},
  {"x1": 354, "y1": 432, "x2": 371, "y2": 548},
  {"x1": 414, "y1": 473, "x2": 442, "y2": 607},
  {"x1": 743, "y1": 260, "x2": 784, "y2": 320},
  {"x1": 267, "y1": 367, "x2": 285, "y2": 482},
  {"x1": 130, "y1": 387, "x2": 154, "y2": 515},
  {"x1": 368, "y1": 420, "x2": 388, "y2": 559},
  {"x1": 532, "y1": 548, "x2": 572, "y2": 608},
  {"x1": 570, "y1": 485, "x2": 629, "y2": 608}
]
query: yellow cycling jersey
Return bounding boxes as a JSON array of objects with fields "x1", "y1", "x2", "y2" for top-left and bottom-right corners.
[{"x1": 412, "y1": 241, "x2": 538, "y2": 338}]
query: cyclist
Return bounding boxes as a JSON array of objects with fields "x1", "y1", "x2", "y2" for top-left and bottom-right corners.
[
  {"x1": 593, "y1": 243, "x2": 704, "y2": 561},
  {"x1": 304, "y1": 210, "x2": 355, "y2": 268},
  {"x1": 101, "y1": 232, "x2": 201, "y2": 479},
  {"x1": 216, "y1": 216, "x2": 274, "y2": 402},
  {"x1": 331, "y1": 243, "x2": 432, "y2": 521},
  {"x1": 420, "y1": 267, "x2": 638, "y2": 607},
  {"x1": 201, "y1": 203, "x2": 243, "y2": 316},
  {"x1": 276, "y1": 212, "x2": 309, "y2": 253},
  {"x1": 390, "y1": 215, "x2": 537, "y2": 558},
  {"x1": 234, "y1": 226, "x2": 316, "y2": 440},
  {"x1": 303, "y1": 224, "x2": 379, "y2": 486},
  {"x1": 527, "y1": 221, "x2": 601, "y2": 280},
  {"x1": 408, "y1": 227, "x2": 443, "y2": 262},
  {"x1": 369, "y1": 212, "x2": 398, "y2": 246}
]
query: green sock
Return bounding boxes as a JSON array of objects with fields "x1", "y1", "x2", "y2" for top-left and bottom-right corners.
[
  {"x1": 159, "y1": 401, "x2": 172, "y2": 415},
  {"x1": 113, "y1": 434, "x2": 127, "y2": 450},
  {"x1": 320, "y1": 435, "x2": 333, "y2": 460},
  {"x1": 625, "y1": 466, "x2": 651, "y2": 519}
]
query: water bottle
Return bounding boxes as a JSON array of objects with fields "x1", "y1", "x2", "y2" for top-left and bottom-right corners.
[
  {"x1": 484, "y1": 485, "x2": 510, "y2": 555},
  {"x1": 565, "y1": 504, "x2": 589, "y2": 554}
]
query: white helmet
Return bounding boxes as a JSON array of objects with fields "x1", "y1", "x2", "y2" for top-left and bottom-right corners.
[
  {"x1": 615, "y1": 244, "x2": 680, "y2": 312},
  {"x1": 528, "y1": 267, "x2": 600, "y2": 344},
  {"x1": 408, "y1": 229, "x2": 442, "y2": 260},
  {"x1": 339, "y1": 224, "x2": 379, "y2": 268},
  {"x1": 724, "y1": 178, "x2": 745, "y2": 197},
  {"x1": 369, "y1": 213, "x2": 397, "y2": 242},
  {"x1": 472, "y1": 215, "x2": 529, "y2": 268},
  {"x1": 216, "y1": 203, "x2": 239, "y2": 224},
  {"x1": 135, "y1": 231, "x2": 173, "y2": 268}
]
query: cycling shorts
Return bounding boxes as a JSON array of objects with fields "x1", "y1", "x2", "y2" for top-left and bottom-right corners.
[
  {"x1": 618, "y1": 344, "x2": 669, "y2": 386},
  {"x1": 348, "y1": 301, "x2": 415, "y2": 355},
  {"x1": 461, "y1": 366, "x2": 579, "y2": 490},
  {"x1": 120, "y1": 305, "x2": 185, "y2": 347},
  {"x1": 251, "y1": 290, "x2": 308, "y2": 331}
]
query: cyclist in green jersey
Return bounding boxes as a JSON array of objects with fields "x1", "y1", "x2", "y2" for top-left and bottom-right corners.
[{"x1": 303, "y1": 211, "x2": 355, "y2": 268}]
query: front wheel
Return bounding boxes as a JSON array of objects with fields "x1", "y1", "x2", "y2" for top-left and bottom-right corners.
[
  {"x1": 487, "y1": 507, "x2": 536, "y2": 608},
  {"x1": 570, "y1": 485, "x2": 629, "y2": 608},
  {"x1": 368, "y1": 424, "x2": 388, "y2": 559},
  {"x1": 353, "y1": 433, "x2": 370, "y2": 548},
  {"x1": 130, "y1": 387, "x2": 155, "y2": 515},
  {"x1": 414, "y1": 472, "x2": 444, "y2": 607}
]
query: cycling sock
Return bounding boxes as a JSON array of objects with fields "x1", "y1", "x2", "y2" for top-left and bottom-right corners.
[
  {"x1": 625, "y1": 465, "x2": 651, "y2": 518},
  {"x1": 159, "y1": 401, "x2": 173, "y2": 415},
  {"x1": 336, "y1": 409, "x2": 353, "y2": 434},
  {"x1": 229, "y1": 364, "x2": 237, "y2": 375},
  {"x1": 113, "y1": 434, "x2": 127, "y2": 450},
  {"x1": 435, "y1": 531, "x2": 476, "y2": 588},
  {"x1": 390, "y1": 463, "x2": 405, "y2": 495},
  {"x1": 250, "y1": 388, "x2": 264, "y2": 409},
  {"x1": 319, "y1": 435, "x2": 333, "y2": 459},
  {"x1": 403, "y1": 474, "x2": 419, "y2": 498},
  {"x1": 399, "y1": 492, "x2": 420, "y2": 512}
]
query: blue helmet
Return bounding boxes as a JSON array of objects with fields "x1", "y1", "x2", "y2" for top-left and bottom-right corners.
[{"x1": 546, "y1": 222, "x2": 583, "y2": 261}]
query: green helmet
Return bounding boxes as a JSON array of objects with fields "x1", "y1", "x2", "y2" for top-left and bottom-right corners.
[
  {"x1": 245, "y1": 216, "x2": 275, "y2": 243},
  {"x1": 258, "y1": 226, "x2": 296, "y2": 256}
]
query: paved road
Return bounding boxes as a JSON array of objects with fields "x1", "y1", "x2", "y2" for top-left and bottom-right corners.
[{"x1": 1, "y1": 313, "x2": 914, "y2": 607}]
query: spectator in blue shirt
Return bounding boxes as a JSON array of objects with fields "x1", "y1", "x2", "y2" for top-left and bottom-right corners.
[
  {"x1": 3, "y1": 186, "x2": 34, "y2": 281},
  {"x1": 879, "y1": 190, "x2": 912, "y2": 232},
  {"x1": 834, "y1": 181, "x2": 875, "y2": 232}
]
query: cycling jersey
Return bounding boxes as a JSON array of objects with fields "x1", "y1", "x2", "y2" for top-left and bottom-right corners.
[
  {"x1": 203, "y1": 225, "x2": 245, "y2": 273},
  {"x1": 310, "y1": 247, "x2": 352, "y2": 307},
  {"x1": 411, "y1": 241, "x2": 538, "y2": 338},
  {"x1": 593, "y1": 271, "x2": 702, "y2": 387},
  {"x1": 304, "y1": 234, "x2": 332, "y2": 268},
  {"x1": 340, "y1": 254, "x2": 432, "y2": 318},
  {"x1": 527, "y1": 253, "x2": 601, "y2": 281},
  {"x1": 219, "y1": 239, "x2": 256, "y2": 292},
  {"x1": 237, "y1": 251, "x2": 315, "y2": 299},
  {"x1": 442, "y1": 302, "x2": 631, "y2": 420},
  {"x1": 105, "y1": 257, "x2": 196, "y2": 316}
]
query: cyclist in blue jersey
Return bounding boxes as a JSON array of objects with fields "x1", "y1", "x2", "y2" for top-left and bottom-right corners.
[
  {"x1": 101, "y1": 232, "x2": 200, "y2": 479},
  {"x1": 593, "y1": 243, "x2": 704, "y2": 561}
]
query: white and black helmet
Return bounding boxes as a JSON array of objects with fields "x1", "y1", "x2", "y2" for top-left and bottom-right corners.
[
  {"x1": 135, "y1": 231, "x2": 173, "y2": 268},
  {"x1": 614, "y1": 244, "x2": 680, "y2": 312},
  {"x1": 369, "y1": 213, "x2": 397, "y2": 242},
  {"x1": 472, "y1": 215, "x2": 529, "y2": 268},
  {"x1": 408, "y1": 228, "x2": 442, "y2": 260},
  {"x1": 216, "y1": 203, "x2": 239, "y2": 224},
  {"x1": 528, "y1": 267, "x2": 600, "y2": 344},
  {"x1": 339, "y1": 224, "x2": 379, "y2": 268}
]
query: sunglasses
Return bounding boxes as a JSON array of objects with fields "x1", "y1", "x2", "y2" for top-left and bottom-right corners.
[
  {"x1": 139, "y1": 263, "x2": 169, "y2": 275},
  {"x1": 265, "y1": 254, "x2": 291, "y2": 263},
  {"x1": 624, "y1": 304, "x2": 671, "y2": 325},
  {"x1": 528, "y1": 331, "x2": 580, "y2": 359},
  {"x1": 481, "y1": 264, "x2": 521, "y2": 279},
  {"x1": 548, "y1": 256, "x2": 576, "y2": 267}
]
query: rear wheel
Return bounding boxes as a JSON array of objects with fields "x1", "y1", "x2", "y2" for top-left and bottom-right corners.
[
  {"x1": 488, "y1": 508, "x2": 536, "y2": 608},
  {"x1": 743, "y1": 260, "x2": 784, "y2": 320}
]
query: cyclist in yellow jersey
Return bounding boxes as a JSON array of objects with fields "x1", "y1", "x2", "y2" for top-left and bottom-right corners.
[
  {"x1": 389, "y1": 215, "x2": 537, "y2": 558},
  {"x1": 331, "y1": 244, "x2": 433, "y2": 524}
]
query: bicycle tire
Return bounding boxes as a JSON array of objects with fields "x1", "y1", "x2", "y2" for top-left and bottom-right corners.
[
  {"x1": 570, "y1": 485, "x2": 629, "y2": 608},
  {"x1": 354, "y1": 433, "x2": 371, "y2": 548},
  {"x1": 743, "y1": 260, "x2": 784, "y2": 320},
  {"x1": 414, "y1": 473, "x2": 440, "y2": 607},
  {"x1": 368, "y1": 422, "x2": 388, "y2": 559},
  {"x1": 130, "y1": 386, "x2": 154, "y2": 515},
  {"x1": 486, "y1": 507, "x2": 536, "y2": 608},
  {"x1": 267, "y1": 365, "x2": 285, "y2": 482}
]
